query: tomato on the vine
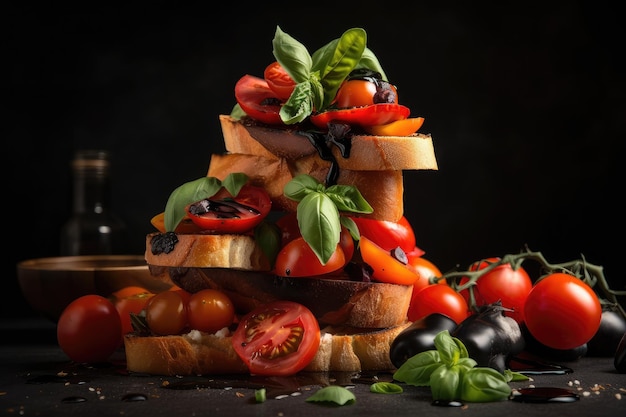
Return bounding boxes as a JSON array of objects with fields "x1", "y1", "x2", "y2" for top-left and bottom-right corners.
[
  {"x1": 264, "y1": 61, "x2": 296, "y2": 100},
  {"x1": 187, "y1": 289, "x2": 235, "y2": 333},
  {"x1": 458, "y1": 257, "x2": 532, "y2": 324},
  {"x1": 234, "y1": 74, "x2": 284, "y2": 125},
  {"x1": 408, "y1": 284, "x2": 470, "y2": 324},
  {"x1": 145, "y1": 291, "x2": 188, "y2": 336},
  {"x1": 350, "y1": 215, "x2": 416, "y2": 252},
  {"x1": 358, "y1": 236, "x2": 419, "y2": 285},
  {"x1": 407, "y1": 255, "x2": 446, "y2": 293},
  {"x1": 310, "y1": 104, "x2": 410, "y2": 130},
  {"x1": 524, "y1": 272, "x2": 602, "y2": 350},
  {"x1": 274, "y1": 236, "x2": 346, "y2": 277},
  {"x1": 57, "y1": 295, "x2": 122, "y2": 363},
  {"x1": 186, "y1": 183, "x2": 271, "y2": 234},
  {"x1": 232, "y1": 300, "x2": 320, "y2": 376}
]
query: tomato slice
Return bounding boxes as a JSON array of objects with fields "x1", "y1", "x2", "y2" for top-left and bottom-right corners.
[
  {"x1": 232, "y1": 300, "x2": 320, "y2": 376},
  {"x1": 309, "y1": 103, "x2": 410, "y2": 130},
  {"x1": 363, "y1": 117, "x2": 425, "y2": 136},
  {"x1": 359, "y1": 236, "x2": 419, "y2": 285},
  {"x1": 186, "y1": 184, "x2": 271, "y2": 234},
  {"x1": 264, "y1": 61, "x2": 296, "y2": 100},
  {"x1": 234, "y1": 74, "x2": 284, "y2": 125}
]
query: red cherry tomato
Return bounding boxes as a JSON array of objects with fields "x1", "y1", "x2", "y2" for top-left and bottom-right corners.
[
  {"x1": 458, "y1": 257, "x2": 533, "y2": 324},
  {"x1": 264, "y1": 61, "x2": 296, "y2": 100},
  {"x1": 234, "y1": 74, "x2": 284, "y2": 125},
  {"x1": 407, "y1": 255, "x2": 446, "y2": 293},
  {"x1": 232, "y1": 301, "x2": 320, "y2": 376},
  {"x1": 187, "y1": 289, "x2": 235, "y2": 333},
  {"x1": 145, "y1": 291, "x2": 188, "y2": 336},
  {"x1": 358, "y1": 236, "x2": 419, "y2": 285},
  {"x1": 408, "y1": 284, "x2": 470, "y2": 324},
  {"x1": 186, "y1": 184, "x2": 271, "y2": 234},
  {"x1": 310, "y1": 103, "x2": 410, "y2": 130},
  {"x1": 524, "y1": 272, "x2": 602, "y2": 350},
  {"x1": 351, "y1": 215, "x2": 416, "y2": 252},
  {"x1": 57, "y1": 295, "x2": 122, "y2": 363},
  {"x1": 111, "y1": 288, "x2": 154, "y2": 336},
  {"x1": 274, "y1": 236, "x2": 346, "y2": 277}
]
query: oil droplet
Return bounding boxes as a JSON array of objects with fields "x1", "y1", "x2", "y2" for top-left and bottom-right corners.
[
  {"x1": 432, "y1": 400, "x2": 464, "y2": 407},
  {"x1": 122, "y1": 393, "x2": 148, "y2": 402},
  {"x1": 61, "y1": 396, "x2": 87, "y2": 403},
  {"x1": 511, "y1": 387, "x2": 579, "y2": 403}
]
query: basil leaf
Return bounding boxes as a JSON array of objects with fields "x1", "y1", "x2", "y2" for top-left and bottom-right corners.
[
  {"x1": 434, "y1": 330, "x2": 463, "y2": 366},
  {"x1": 254, "y1": 221, "x2": 281, "y2": 268},
  {"x1": 164, "y1": 176, "x2": 222, "y2": 232},
  {"x1": 340, "y1": 216, "x2": 360, "y2": 241},
  {"x1": 392, "y1": 350, "x2": 442, "y2": 386},
  {"x1": 504, "y1": 369, "x2": 529, "y2": 382},
  {"x1": 221, "y1": 172, "x2": 249, "y2": 196},
  {"x1": 370, "y1": 382, "x2": 403, "y2": 394},
  {"x1": 429, "y1": 364, "x2": 462, "y2": 401},
  {"x1": 283, "y1": 174, "x2": 322, "y2": 202},
  {"x1": 297, "y1": 192, "x2": 341, "y2": 264},
  {"x1": 272, "y1": 26, "x2": 312, "y2": 84},
  {"x1": 460, "y1": 367, "x2": 511, "y2": 402},
  {"x1": 280, "y1": 81, "x2": 314, "y2": 124},
  {"x1": 306, "y1": 386, "x2": 356, "y2": 405},
  {"x1": 356, "y1": 47, "x2": 388, "y2": 81},
  {"x1": 325, "y1": 184, "x2": 373, "y2": 214}
]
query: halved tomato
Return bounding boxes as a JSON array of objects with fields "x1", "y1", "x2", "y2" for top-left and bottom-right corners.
[
  {"x1": 264, "y1": 61, "x2": 296, "y2": 100},
  {"x1": 234, "y1": 74, "x2": 284, "y2": 125},
  {"x1": 185, "y1": 183, "x2": 271, "y2": 234},
  {"x1": 363, "y1": 117, "x2": 425, "y2": 136},
  {"x1": 232, "y1": 300, "x2": 320, "y2": 376},
  {"x1": 309, "y1": 103, "x2": 410, "y2": 130},
  {"x1": 359, "y1": 236, "x2": 420, "y2": 285}
]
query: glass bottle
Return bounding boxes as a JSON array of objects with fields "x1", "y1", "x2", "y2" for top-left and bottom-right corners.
[{"x1": 60, "y1": 150, "x2": 127, "y2": 256}]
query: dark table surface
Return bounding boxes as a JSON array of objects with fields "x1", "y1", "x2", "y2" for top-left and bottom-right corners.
[{"x1": 1, "y1": 317, "x2": 624, "y2": 417}]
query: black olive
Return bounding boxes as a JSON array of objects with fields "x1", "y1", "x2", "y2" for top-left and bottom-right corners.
[
  {"x1": 586, "y1": 308, "x2": 626, "y2": 357},
  {"x1": 389, "y1": 313, "x2": 457, "y2": 368}
]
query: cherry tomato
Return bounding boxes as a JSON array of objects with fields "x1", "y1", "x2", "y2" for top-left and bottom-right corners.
[
  {"x1": 458, "y1": 258, "x2": 532, "y2": 324},
  {"x1": 263, "y1": 61, "x2": 296, "y2": 100},
  {"x1": 407, "y1": 256, "x2": 446, "y2": 293},
  {"x1": 363, "y1": 117, "x2": 425, "y2": 136},
  {"x1": 350, "y1": 215, "x2": 416, "y2": 252},
  {"x1": 358, "y1": 236, "x2": 419, "y2": 285},
  {"x1": 408, "y1": 284, "x2": 470, "y2": 324},
  {"x1": 234, "y1": 74, "x2": 284, "y2": 125},
  {"x1": 232, "y1": 300, "x2": 320, "y2": 376},
  {"x1": 145, "y1": 291, "x2": 188, "y2": 336},
  {"x1": 57, "y1": 295, "x2": 122, "y2": 363},
  {"x1": 274, "y1": 237, "x2": 345, "y2": 277},
  {"x1": 111, "y1": 289, "x2": 154, "y2": 336},
  {"x1": 334, "y1": 79, "x2": 398, "y2": 108},
  {"x1": 187, "y1": 289, "x2": 235, "y2": 333},
  {"x1": 310, "y1": 103, "x2": 410, "y2": 130},
  {"x1": 524, "y1": 272, "x2": 602, "y2": 350},
  {"x1": 186, "y1": 183, "x2": 271, "y2": 234},
  {"x1": 151, "y1": 212, "x2": 203, "y2": 234}
]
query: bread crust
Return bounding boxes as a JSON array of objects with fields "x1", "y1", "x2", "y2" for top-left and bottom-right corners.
[{"x1": 124, "y1": 322, "x2": 412, "y2": 376}]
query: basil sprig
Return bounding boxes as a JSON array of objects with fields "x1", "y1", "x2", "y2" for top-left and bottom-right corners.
[
  {"x1": 393, "y1": 330, "x2": 527, "y2": 403},
  {"x1": 267, "y1": 26, "x2": 388, "y2": 124},
  {"x1": 163, "y1": 172, "x2": 249, "y2": 232},
  {"x1": 284, "y1": 174, "x2": 372, "y2": 265}
]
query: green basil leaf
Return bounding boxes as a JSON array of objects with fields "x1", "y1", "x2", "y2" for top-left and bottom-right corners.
[
  {"x1": 306, "y1": 386, "x2": 356, "y2": 405},
  {"x1": 433, "y1": 330, "x2": 462, "y2": 366},
  {"x1": 280, "y1": 81, "x2": 314, "y2": 124},
  {"x1": 370, "y1": 382, "x2": 403, "y2": 394},
  {"x1": 221, "y1": 172, "x2": 249, "y2": 196},
  {"x1": 254, "y1": 221, "x2": 281, "y2": 268},
  {"x1": 504, "y1": 369, "x2": 530, "y2": 382},
  {"x1": 356, "y1": 47, "x2": 388, "y2": 81},
  {"x1": 430, "y1": 364, "x2": 462, "y2": 401},
  {"x1": 164, "y1": 176, "x2": 222, "y2": 232},
  {"x1": 392, "y1": 350, "x2": 442, "y2": 386},
  {"x1": 297, "y1": 192, "x2": 341, "y2": 264},
  {"x1": 283, "y1": 174, "x2": 323, "y2": 202},
  {"x1": 325, "y1": 184, "x2": 373, "y2": 214},
  {"x1": 460, "y1": 367, "x2": 511, "y2": 402},
  {"x1": 340, "y1": 216, "x2": 360, "y2": 241},
  {"x1": 272, "y1": 26, "x2": 312, "y2": 84},
  {"x1": 229, "y1": 103, "x2": 246, "y2": 120}
]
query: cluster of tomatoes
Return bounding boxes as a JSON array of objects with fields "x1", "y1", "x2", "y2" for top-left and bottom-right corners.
[{"x1": 235, "y1": 61, "x2": 424, "y2": 136}]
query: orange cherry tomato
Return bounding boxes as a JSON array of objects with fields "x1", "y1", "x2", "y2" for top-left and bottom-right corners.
[
  {"x1": 187, "y1": 289, "x2": 235, "y2": 333},
  {"x1": 111, "y1": 287, "x2": 155, "y2": 336},
  {"x1": 151, "y1": 212, "x2": 203, "y2": 234},
  {"x1": 145, "y1": 291, "x2": 188, "y2": 336},
  {"x1": 358, "y1": 236, "x2": 419, "y2": 285},
  {"x1": 363, "y1": 117, "x2": 425, "y2": 136}
]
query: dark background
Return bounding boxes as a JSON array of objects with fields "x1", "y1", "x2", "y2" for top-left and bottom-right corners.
[{"x1": 6, "y1": 3, "x2": 624, "y2": 319}]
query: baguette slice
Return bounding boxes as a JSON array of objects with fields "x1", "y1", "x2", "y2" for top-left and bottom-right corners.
[{"x1": 124, "y1": 321, "x2": 412, "y2": 376}]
